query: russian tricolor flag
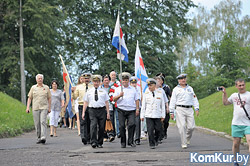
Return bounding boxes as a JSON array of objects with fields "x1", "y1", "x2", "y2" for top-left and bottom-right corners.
[{"x1": 112, "y1": 12, "x2": 129, "y2": 62}]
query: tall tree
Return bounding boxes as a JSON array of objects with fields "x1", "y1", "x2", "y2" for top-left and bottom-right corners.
[{"x1": 65, "y1": 0, "x2": 195, "y2": 87}]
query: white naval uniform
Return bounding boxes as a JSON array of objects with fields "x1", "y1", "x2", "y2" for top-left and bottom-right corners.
[
  {"x1": 169, "y1": 84, "x2": 199, "y2": 147},
  {"x1": 141, "y1": 89, "x2": 165, "y2": 147},
  {"x1": 141, "y1": 89, "x2": 166, "y2": 119}
]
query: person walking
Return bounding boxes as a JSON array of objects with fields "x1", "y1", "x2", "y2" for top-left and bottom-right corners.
[
  {"x1": 72, "y1": 73, "x2": 93, "y2": 145},
  {"x1": 26, "y1": 74, "x2": 51, "y2": 144},
  {"x1": 82, "y1": 75, "x2": 110, "y2": 148},
  {"x1": 221, "y1": 78, "x2": 250, "y2": 166},
  {"x1": 169, "y1": 74, "x2": 199, "y2": 149},
  {"x1": 141, "y1": 78, "x2": 165, "y2": 149},
  {"x1": 113, "y1": 72, "x2": 140, "y2": 148},
  {"x1": 49, "y1": 80, "x2": 64, "y2": 137}
]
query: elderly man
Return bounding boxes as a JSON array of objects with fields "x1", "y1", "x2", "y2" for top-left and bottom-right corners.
[
  {"x1": 26, "y1": 74, "x2": 51, "y2": 144},
  {"x1": 169, "y1": 74, "x2": 199, "y2": 149},
  {"x1": 109, "y1": 71, "x2": 121, "y2": 138},
  {"x1": 221, "y1": 78, "x2": 250, "y2": 166},
  {"x1": 141, "y1": 78, "x2": 165, "y2": 149},
  {"x1": 113, "y1": 72, "x2": 140, "y2": 148},
  {"x1": 72, "y1": 73, "x2": 93, "y2": 145},
  {"x1": 82, "y1": 75, "x2": 110, "y2": 148}
]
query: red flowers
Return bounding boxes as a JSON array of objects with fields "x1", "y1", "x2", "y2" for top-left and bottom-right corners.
[
  {"x1": 109, "y1": 88, "x2": 115, "y2": 93},
  {"x1": 113, "y1": 83, "x2": 119, "y2": 87}
]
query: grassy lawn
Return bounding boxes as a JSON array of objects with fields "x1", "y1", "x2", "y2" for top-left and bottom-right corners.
[
  {"x1": 0, "y1": 92, "x2": 34, "y2": 138},
  {"x1": 195, "y1": 82, "x2": 250, "y2": 136}
]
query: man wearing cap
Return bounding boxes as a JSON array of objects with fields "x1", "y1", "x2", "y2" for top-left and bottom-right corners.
[
  {"x1": 155, "y1": 73, "x2": 171, "y2": 140},
  {"x1": 72, "y1": 73, "x2": 93, "y2": 145},
  {"x1": 130, "y1": 76, "x2": 141, "y2": 145},
  {"x1": 169, "y1": 74, "x2": 199, "y2": 149},
  {"x1": 141, "y1": 78, "x2": 165, "y2": 149},
  {"x1": 82, "y1": 75, "x2": 110, "y2": 148},
  {"x1": 113, "y1": 72, "x2": 140, "y2": 148}
]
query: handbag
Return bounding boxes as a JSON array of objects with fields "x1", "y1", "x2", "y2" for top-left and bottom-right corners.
[
  {"x1": 238, "y1": 93, "x2": 250, "y2": 120},
  {"x1": 105, "y1": 119, "x2": 114, "y2": 132}
]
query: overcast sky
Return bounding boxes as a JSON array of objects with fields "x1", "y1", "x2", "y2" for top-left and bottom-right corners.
[{"x1": 191, "y1": 0, "x2": 250, "y2": 16}]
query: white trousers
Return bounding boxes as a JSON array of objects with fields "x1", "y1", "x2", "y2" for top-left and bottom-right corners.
[
  {"x1": 175, "y1": 107, "x2": 195, "y2": 146},
  {"x1": 33, "y1": 109, "x2": 48, "y2": 141},
  {"x1": 49, "y1": 110, "x2": 60, "y2": 127}
]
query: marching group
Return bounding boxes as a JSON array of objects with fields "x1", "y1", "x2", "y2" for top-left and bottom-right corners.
[{"x1": 26, "y1": 71, "x2": 200, "y2": 150}]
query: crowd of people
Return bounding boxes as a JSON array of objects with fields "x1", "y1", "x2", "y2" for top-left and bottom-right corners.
[
  {"x1": 25, "y1": 71, "x2": 201, "y2": 150},
  {"x1": 25, "y1": 71, "x2": 250, "y2": 166}
]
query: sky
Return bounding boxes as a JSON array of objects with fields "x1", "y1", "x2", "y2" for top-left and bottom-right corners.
[{"x1": 191, "y1": 0, "x2": 250, "y2": 16}]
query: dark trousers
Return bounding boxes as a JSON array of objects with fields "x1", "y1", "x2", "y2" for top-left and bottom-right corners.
[
  {"x1": 134, "y1": 109, "x2": 141, "y2": 142},
  {"x1": 104, "y1": 110, "x2": 116, "y2": 138},
  {"x1": 79, "y1": 105, "x2": 90, "y2": 142},
  {"x1": 89, "y1": 107, "x2": 107, "y2": 145},
  {"x1": 146, "y1": 118, "x2": 162, "y2": 147},
  {"x1": 161, "y1": 113, "x2": 170, "y2": 139},
  {"x1": 118, "y1": 108, "x2": 136, "y2": 145}
]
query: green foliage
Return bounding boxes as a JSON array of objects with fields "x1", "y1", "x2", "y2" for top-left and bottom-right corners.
[
  {"x1": 65, "y1": 0, "x2": 196, "y2": 84},
  {"x1": 0, "y1": 92, "x2": 34, "y2": 138},
  {"x1": 195, "y1": 82, "x2": 250, "y2": 136}
]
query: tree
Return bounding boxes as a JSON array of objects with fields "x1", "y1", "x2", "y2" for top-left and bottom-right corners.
[{"x1": 64, "y1": 0, "x2": 196, "y2": 88}]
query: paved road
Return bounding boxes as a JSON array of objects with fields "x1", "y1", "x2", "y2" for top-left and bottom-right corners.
[{"x1": 0, "y1": 125, "x2": 248, "y2": 166}]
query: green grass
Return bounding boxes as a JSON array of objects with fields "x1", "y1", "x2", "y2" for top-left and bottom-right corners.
[
  {"x1": 0, "y1": 92, "x2": 34, "y2": 138},
  {"x1": 195, "y1": 82, "x2": 250, "y2": 136}
]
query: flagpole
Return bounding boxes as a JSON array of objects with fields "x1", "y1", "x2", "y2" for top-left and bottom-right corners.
[
  {"x1": 59, "y1": 54, "x2": 73, "y2": 87},
  {"x1": 118, "y1": 11, "x2": 123, "y2": 94}
]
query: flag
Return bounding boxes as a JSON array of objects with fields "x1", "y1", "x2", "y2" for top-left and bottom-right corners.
[
  {"x1": 112, "y1": 12, "x2": 129, "y2": 62},
  {"x1": 60, "y1": 55, "x2": 74, "y2": 118},
  {"x1": 135, "y1": 41, "x2": 148, "y2": 93}
]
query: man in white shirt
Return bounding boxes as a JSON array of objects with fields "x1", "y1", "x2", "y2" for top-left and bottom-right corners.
[
  {"x1": 141, "y1": 78, "x2": 165, "y2": 149},
  {"x1": 113, "y1": 72, "x2": 140, "y2": 148},
  {"x1": 82, "y1": 75, "x2": 110, "y2": 148},
  {"x1": 221, "y1": 78, "x2": 250, "y2": 166},
  {"x1": 169, "y1": 74, "x2": 199, "y2": 149}
]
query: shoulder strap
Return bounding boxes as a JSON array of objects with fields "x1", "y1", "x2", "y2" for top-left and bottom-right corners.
[{"x1": 238, "y1": 93, "x2": 250, "y2": 120}]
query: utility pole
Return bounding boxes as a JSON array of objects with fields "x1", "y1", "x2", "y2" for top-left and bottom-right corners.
[{"x1": 20, "y1": 0, "x2": 26, "y2": 105}]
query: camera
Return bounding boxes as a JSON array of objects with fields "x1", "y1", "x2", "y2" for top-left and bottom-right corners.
[{"x1": 217, "y1": 87, "x2": 223, "y2": 91}]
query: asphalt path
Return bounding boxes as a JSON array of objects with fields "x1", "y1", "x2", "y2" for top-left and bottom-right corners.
[{"x1": 0, "y1": 125, "x2": 249, "y2": 166}]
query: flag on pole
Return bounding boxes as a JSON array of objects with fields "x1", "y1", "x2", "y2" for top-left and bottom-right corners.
[
  {"x1": 60, "y1": 55, "x2": 74, "y2": 118},
  {"x1": 135, "y1": 41, "x2": 148, "y2": 93},
  {"x1": 112, "y1": 12, "x2": 129, "y2": 62}
]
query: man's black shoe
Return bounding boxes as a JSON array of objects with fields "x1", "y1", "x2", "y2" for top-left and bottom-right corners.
[
  {"x1": 164, "y1": 134, "x2": 167, "y2": 139},
  {"x1": 121, "y1": 144, "x2": 126, "y2": 148},
  {"x1": 41, "y1": 139, "x2": 46, "y2": 144},
  {"x1": 36, "y1": 140, "x2": 42, "y2": 144},
  {"x1": 82, "y1": 138, "x2": 87, "y2": 145},
  {"x1": 97, "y1": 144, "x2": 103, "y2": 148},
  {"x1": 91, "y1": 143, "x2": 97, "y2": 148},
  {"x1": 150, "y1": 146, "x2": 155, "y2": 149},
  {"x1": 109, "y1": 136, "x2": 115, "y2": 142},
  {"x1": 129, "y1": 143, "x2": 136, "y2": 147},
  {"x1": 117, "y1": 134, "x2": 121, "y2": 138}
]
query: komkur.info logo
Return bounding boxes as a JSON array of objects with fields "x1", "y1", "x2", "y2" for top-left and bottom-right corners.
[{"x1": 190, "y1": 152, "x2": 249, "y2": 165}]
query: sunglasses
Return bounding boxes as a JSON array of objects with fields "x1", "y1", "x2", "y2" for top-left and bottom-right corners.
[{"x1": 178, "y1": 77, "x2": 186, "y2": 80}]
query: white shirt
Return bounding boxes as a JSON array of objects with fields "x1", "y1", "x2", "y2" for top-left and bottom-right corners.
[
  {"x1": 169, "y1": 85, "x2": 199, "y2": 113},
  {"x1": 84, "y1": 86, "x2": 109, "y2": 108},
  {"x1": 114, "y1": 85, "x2": 140, "y2": 111},
  {"x1": 228, "y1": 91, "x2": 250, "y2": 126},
  {"x1": 145, "y1": 87, "x2": 169, "y2": 103},
  {"x1": 141, "y1": 89, "x2": 166, "y2": 119}
]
